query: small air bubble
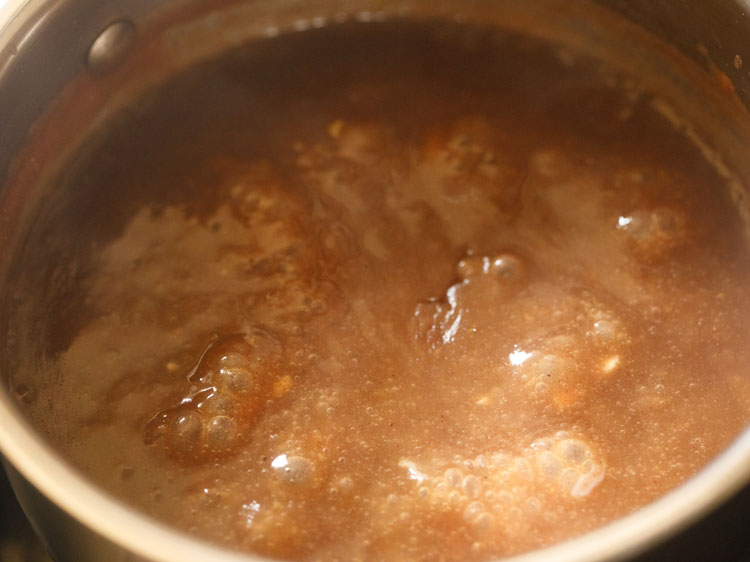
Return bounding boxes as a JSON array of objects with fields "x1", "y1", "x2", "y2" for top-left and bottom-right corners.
[
  {"x1": 497, "y1": 490, "x2": 513, "y2": 504},
  {"x1": 514, "y1": 458, "x2": 533, "y2": 481},
  {"x1": 205, "y1": 416, "x2": 238, "y2": 450},
  {"x1": 525, "y1": 497, "x2": 541, "y2": 513},
  {"x1": 490, "y1": 254, "x2": 523, "y2": 279},
  {"x1": 489, "y1": 453, "x2": 509, "y2": 468},
  {"x1": 215, "y1": 366, "x2": 254, "y2": 395},
  {"x1": 338, "y1": 476, "x2": 354, "y2": 493},
  {"x1": 559, "y1": 467, "x2": 580, "y2": 492},
  {"x1": 538, "y1": 451, "x2": 562, "y2": 480},
  {"x1": 473, "y1": 512, "x2": 494, "y2": 533},
  {"x1": 456, "y1": 256, "x2": 487, "y2": 280},
  {"x1": 462, "y1": 475, "x2": 482, "y2": 498},
  {"x1": 463, "y1": 501, "x2": 485, "y2": 523},
  {"x1": 531, "y1": 438, "x2": 553, "y2": 450},
  {"x1": 557, "y1": 439, "x2": 588, "y2": 464},
  {"x1": 198, "y1": 392, "x2": 236, "y2": 416},
  {"x1": 593, "y1": 320, "x2": 616, "y2": 340},
  {"x1": 444, "y1": 468, "x2": 463, "y2": 486},
  {"x1": 169, "y1": 410, "x2": 203, "y2": 453},
  {"x1": 618, "y1": 207, "x2": 684, "y2": 254},
  {"x1": 273, "y1": 455, "x2": 314, "y2": 484}
]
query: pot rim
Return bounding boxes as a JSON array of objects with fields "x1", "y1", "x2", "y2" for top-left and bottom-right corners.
[{"x1": 1, "y1": 0, "x2": 750, "y2": 561}]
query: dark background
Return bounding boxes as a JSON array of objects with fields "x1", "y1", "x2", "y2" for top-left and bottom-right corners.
[{"x1": 0, "y1": 467, "x2": 748, "y2": 562}]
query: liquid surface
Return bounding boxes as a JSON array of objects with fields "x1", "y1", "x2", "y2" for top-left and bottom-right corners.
[{"x1": 6, "y1": 19, "x2": 750, "y2": 562}]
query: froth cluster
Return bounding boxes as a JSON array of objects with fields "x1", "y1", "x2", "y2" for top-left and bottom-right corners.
[
  {"x1": 144, "y1": 332, "x2": 283, "y2": 460},
  {"x1": 392, "y1": 431, "x2": 604, "y2": 539}
]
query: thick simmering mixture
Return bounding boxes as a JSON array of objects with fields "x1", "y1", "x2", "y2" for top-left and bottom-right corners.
[{"x1": 5, "y1": 19, "x2": 750, "y2": 562}]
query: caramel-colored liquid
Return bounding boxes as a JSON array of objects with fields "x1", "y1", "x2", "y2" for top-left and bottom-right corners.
[{"x1": 7, "y1": 20, "x2": 750, "y2": 562}]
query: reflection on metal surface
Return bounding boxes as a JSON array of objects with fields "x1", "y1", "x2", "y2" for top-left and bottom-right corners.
[{"x1": 86, "y1": 19, "x2": 136, "y2": 77}]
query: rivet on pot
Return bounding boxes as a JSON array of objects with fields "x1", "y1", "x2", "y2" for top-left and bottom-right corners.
[{"x1": 86, "y1": 19, "x2": 136, "y2": 78}]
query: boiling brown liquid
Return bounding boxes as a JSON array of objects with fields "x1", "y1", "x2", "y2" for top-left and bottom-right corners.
[{"x1": 6, "y1": 19, "x2": 750, "y2": 562}]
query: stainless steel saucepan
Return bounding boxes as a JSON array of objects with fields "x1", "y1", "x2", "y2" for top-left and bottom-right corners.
[{"x1": 1, "y1": 1, "x2": 749, "y2": 561}]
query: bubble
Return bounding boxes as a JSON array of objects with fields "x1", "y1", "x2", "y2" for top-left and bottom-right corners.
[
  {"x1": 525, "y1": 497, "x2": 541, "y2": 513},
  {"x1": 514, "y1": 352, "x2": 567, "y2": 387},
  {"x1": 198, "y1": 392, "x2": 236, "y2": 416},
  {"x1": 462, "y1": 475, "x2": 482, "y2": 498},
  {"x1": 497, "y1": 490, "x2": 513, "y2": 504},
  {"x1": 472, "y1": 512, "x2": 494, "y2": 534},
  {"x1": 490, "y1": 254, "x2": 523, "y2": 279},
  {"x1": 593, "y1": 320, "x2": 616, "y2": 340},
  {"x1": 205, "y1": 416, "x2": 238, "y2": 450},
  {"x1": 463, "y1": 501, "x2": 485, "y2": 523},
  {"x1": 272, "y1": 455, "x2": 314, "y2": 484},
  {"x1": 169, "y1": 410, "x2": 204, "y2": 453},
  {"x1": 219, "y1": 352, "x2": 249, "y2": 369},
  {"x1": 557, "y1": 439, "x2": 588, "y2": 464},
  {"x1": 215, "y1": 366, "x2": 254, "y2": 395},
  {"x1": 246, "y1": 328, "x2": 283, "y2": 357},
  {"x1": 571, "y1": 463, "x2": 605, "y2": 497},
  {"x1": 514, "y1": 458, "x2": 533, "y2": 481},
  {"x1": 537, "y1": 451, "x2": 562, "y2": 480},
  {"x1": 617, "y1": 207, "x2": 685, "y2": 255},
  {"x1": 559, "y1": 467, "x2": 581, "y2": 493},
  {"x1": 338, "y1": 476, "x2": 354, "y2": 493},
  {"x1": 444, "y1": 468, "x2": 463, "y2": 486},
  {"x1": 456, "y1": 256, "x2": 488, "y2": 280},
  {"x1": 531, "y1": 438, "x2": 553, "y2": 450}
]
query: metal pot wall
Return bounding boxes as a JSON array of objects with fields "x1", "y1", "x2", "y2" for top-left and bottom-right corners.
[{"x1": 1, "y1": 1, "x2": 750, "y2": 561}]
